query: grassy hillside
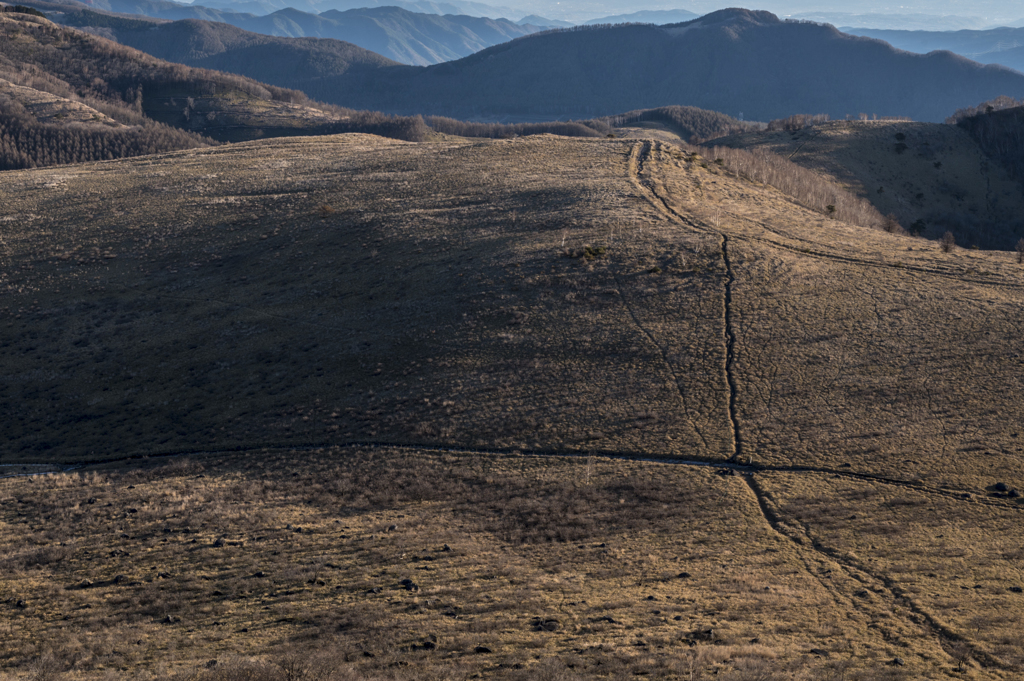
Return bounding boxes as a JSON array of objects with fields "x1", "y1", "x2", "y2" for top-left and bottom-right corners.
[
  {"x1": 2, "y1": 132, "x2": 1024, "y2": 679},
  {"x1": 306, "y1": 9, "x2": 1024, "y2": 121},
  {"x1": 711, "y1": 119, "x2": 1024, "y2": 249},
  {"x1": 2, "y1": 132, "x2": 1023, "y2": 488}
]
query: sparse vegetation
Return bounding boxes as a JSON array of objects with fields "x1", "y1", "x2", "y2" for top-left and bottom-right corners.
[
  {"x1": 710, "y1": 119, "x2": 1024, "y2": 250},
  {"x1": 697, "y1": 142, "x2": 887, "y2": 230},
  {"x1": 766, "y1": 113, "x2": 829, "y2": 132},
  {"x1": 941, "y1": 230, "x2": 956, "y2": 252}
]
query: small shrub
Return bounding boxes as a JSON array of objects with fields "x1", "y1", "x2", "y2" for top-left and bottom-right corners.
[
  {"x1": 940, "y1": 231, "x2": 956, "y2": 253},
  {"x1": 1016, "y1": 238, "x2": 1024, "y2": 264},
  {"x1": 882, "y1": 214, "x2": 903, "y2": 234}
]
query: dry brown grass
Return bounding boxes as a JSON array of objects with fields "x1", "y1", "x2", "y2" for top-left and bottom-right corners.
[{"x1": 0, "y1": 448, "x2": 976, "y2": 680}]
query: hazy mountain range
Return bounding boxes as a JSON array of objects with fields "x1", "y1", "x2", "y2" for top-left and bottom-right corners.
[
  {"x1": 789, "y1": 12, "x2": 1014, "y2": 32},
  {"x1": 582, "y1": 9, "x2": 699, "y2": 25},
  {"x1": 45, "y1": 3, "x2": 545, "y2": 65},
  {"x1": 305, "y1": 9, "x2": 1024, "y2": 122},
  {"x1": 844, "y1": 26, "x2": 1024, "y2": 74}
]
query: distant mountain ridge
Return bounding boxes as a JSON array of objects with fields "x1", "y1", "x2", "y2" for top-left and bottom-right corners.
[
  {"x1": 94, "y1": 0, "x2": 521, "y2": 19},
  {"x1": 307, "y1": 8, "x2": 1024, "y2": 122},
  {"x1": 583, "y1": 9, "x2": 698, "y2": 26},
  {"x1": 843, "y1": 26, "x2": 1024, "y2": 74},
  {"x1": 44, "y1": 3, "x2": 543, "y2": 64}
]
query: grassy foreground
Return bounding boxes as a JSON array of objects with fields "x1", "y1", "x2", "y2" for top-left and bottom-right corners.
[{"x1": 6, "y1": 447, "x2": 1020, "y2": 680}]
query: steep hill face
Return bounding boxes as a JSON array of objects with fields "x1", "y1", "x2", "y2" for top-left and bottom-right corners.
[
  {"x1": 955, "y1": 103, "x2": 1024, "y2": 185},
  {"x1": 313, "y1": 9, "x2": 1024, "y2": 121},
  {"x1": 712, "y1": 119, "x2": 1024, "y2": 249}
]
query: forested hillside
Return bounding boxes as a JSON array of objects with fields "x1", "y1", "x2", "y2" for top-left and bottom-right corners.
[
  {"x1": 0, "y1": 11, "x2": 426, "y2": 168},
  {"x1": 952, "y1": 98, "x2": 1024, "y2": 183}
]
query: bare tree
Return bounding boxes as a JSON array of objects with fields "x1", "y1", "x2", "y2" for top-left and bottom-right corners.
[{"x1": 940, "y1": 231, "x2": 956, "y2": 253}]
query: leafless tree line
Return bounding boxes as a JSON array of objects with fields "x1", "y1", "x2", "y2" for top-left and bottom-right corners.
[{"x1": 694, "y1": 143, "x2": 887, "y2": 230}]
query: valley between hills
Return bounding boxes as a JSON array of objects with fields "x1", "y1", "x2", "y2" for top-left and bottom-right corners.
[{"x1": 2, "y1": 130, "x2": 1024, "y2": 679}]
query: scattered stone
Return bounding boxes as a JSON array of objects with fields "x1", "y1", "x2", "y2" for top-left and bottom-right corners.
[
  {"x1": 78, "y1": 580, "x2": 93, "y2": 589},
  {"x1": 157, "y1": 572, "x2": 172, "y2": 579},
  {"x1": 994, "y1": 482, "x2": 1009, "y2": 492},
  {"x1": 1009, "y1": 490, "x2": 1021, "y2": 499},
  {"x1": 212, "y1": 537, "x2": 225, "y2": 547},
  {"x1": 126, "y1": 508, "x2": 138, "y2": 514},
  {"x1": 387, "y1": 524, "x2": 398, "y2": 532},
  {"x1": 533, "y1": 618, "x2": 561, "y2": 632},
  {"x1": 253, "y1": 571, "x2": 267, "y2": 578},
  {"x1": 14, "y1": 599, "x2": 27, "y2": 609},
  {"x1": 1010, "y1": 586, "x2": 1023, "y2": 593},
  {"x1": 855, "y1": 590, "x2": 870, "y2": 598},
  {"x1": 750, "y1": 637, "x2": 760, "y2": 644},
  {"x1": 362, "y1": 652, "x2": 374, "y2": 658},
  {"x1": 442, "y1": 544, "x2": 453, "y2": 552},
  {"x1": 891, "y1": 657, "x2": 905, "y2": 667},
  {"x1": 809, "y1": 648, "x2": 827, "y2": 656},
  {"x1": 113, "y1": 575, "x2": 127, "y2": 584},
  {"x1": 367, "y1": 587, "x2": 382, "y2": 594},
  {"x1": 646, "y1": 595, "x2": 656, "y2": 601},
  {"x1": 673, "y1": 616, "x2": 683, "y2": 622},
  {"x1": 690, "y1": 628, "x2": 715, "y2": 641},
  {"x1": 162, "y1": 615, "x2": 179, "y2": 624},
  {"x1": 205, "y1": 660, "x2": 218, "y2": 669},
  {"x1": 422, "y1": 641, "x2": 437, "y2": 650},
  {"x1": 677, "y1": 572, "x2": 691, "y2": 579},
  {"x1": 474, "y1": 646, "x2": 492, "y2": 654}
]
